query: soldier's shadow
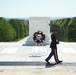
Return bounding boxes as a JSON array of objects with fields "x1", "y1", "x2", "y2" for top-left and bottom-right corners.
[{"x1": 45, "y1": 63, "x2": 56, "y2": 68}]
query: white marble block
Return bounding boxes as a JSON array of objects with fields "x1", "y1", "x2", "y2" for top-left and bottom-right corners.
[{"x1": 26, "y1": 17, "x2": 51, "y2": 45}]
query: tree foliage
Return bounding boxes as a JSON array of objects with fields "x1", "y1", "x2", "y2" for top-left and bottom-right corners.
[
  {"x1": 0, "y1": 17, "x2": 29, "y2": 42},
  {"x1": 51, "y1": 17, "x2": 76, "y2": 42},
  {"x1": 0, "y1": 17, "x2": 16, "y2": 41},
  {"x1": 8, "y1": 19, "x2": 29, "y2": 40}
]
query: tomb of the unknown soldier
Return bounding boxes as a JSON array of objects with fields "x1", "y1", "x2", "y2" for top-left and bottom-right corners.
[{"x1": 26, "y1": 17, "x2": 51, "y2": 45}]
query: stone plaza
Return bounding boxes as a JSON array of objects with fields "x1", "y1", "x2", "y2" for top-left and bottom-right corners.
[{"x1": 0, "y1": 38, "x2": 76, "y2": 75}]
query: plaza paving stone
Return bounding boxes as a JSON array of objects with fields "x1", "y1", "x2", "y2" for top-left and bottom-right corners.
[{"x1": 0, "y1": 38, "x2": 76, "y2": 75}]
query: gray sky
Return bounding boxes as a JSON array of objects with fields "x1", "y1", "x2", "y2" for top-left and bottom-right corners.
[{"x1": 0, "y1": 0, "x2": 76, "y2": 18}]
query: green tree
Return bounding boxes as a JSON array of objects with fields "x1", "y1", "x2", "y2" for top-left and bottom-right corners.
[
  {"x1": 8, "y1": 19, "x2": 29, "y2": 40},
  {"x1": 68, "y1": 17, "x2": 76, "y2": 41},
  {"x1": 0, "y1": 17, "x2": 16, "y2": 41}
]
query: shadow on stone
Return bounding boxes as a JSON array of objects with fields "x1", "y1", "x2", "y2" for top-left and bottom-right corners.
[
  {"x1": 0, "y1": 61, "x2": 76, "y2": 67},
  {"x1": 22, "y1": 44, "x2": 47, "y2": 46},
  {"x1": 29, "y1": 56, "x2": 42, "y2": 57},
  {"x1": 45, "y1": 63, "x2": 56, "y2": 68},
  {"x1": 0, "y1": 61, "x2": 45, "y2": 66}
]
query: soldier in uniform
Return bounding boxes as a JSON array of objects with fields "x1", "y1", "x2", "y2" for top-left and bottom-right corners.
[{"x1": 45, "y1": 29, "x2": 62, "y2": 64}]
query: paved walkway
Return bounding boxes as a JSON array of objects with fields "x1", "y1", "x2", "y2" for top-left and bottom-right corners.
[{"x1": 0, "y1": 39, "x2": 76, "y2": 75}]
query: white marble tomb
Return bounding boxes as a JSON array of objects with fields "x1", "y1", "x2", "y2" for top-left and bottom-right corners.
[{"x1": 26, "y1": 17, "x2": 51, "y2": 45}]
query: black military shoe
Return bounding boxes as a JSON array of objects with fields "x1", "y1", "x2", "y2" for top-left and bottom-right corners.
[
  {"x1": 45, "y1": 59, "x2": 50, "y2": 64},
  {"x1": 56, "y1": 60, "x2": 62, "y2": 64}
]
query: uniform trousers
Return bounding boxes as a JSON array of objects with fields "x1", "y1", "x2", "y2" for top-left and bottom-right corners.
[{"x1": 46, "y1": 47, "x2": 59, "y2": 62}]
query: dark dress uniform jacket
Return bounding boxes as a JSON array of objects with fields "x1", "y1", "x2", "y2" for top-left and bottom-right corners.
[{"x1": 50, "y1": 34, "x2": 59, "y2": 48}]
